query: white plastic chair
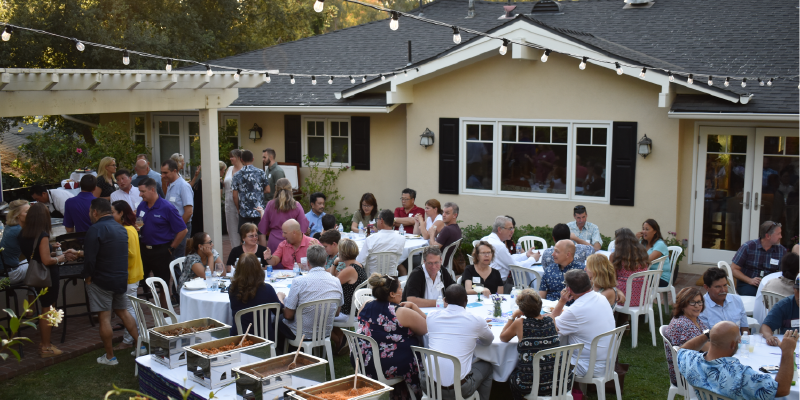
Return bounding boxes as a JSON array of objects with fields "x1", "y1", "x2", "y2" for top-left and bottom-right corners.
[
  {"x1": 407, "y1": 247, "x2": 425, "y2": 271},
  {"x1": 145, "y1": 277, "x2": 179, "y2": 323},
  {"x1": 334, "y1": 280, "x2": 369, "y2": 330},
  {"x1": 659, "y1": 326, "x2": 696, "y2": 400},
  {"x1": 369, "y1": 251, "x2": 400, "y2": 277},
  {"x1": 344, "y1": 330, "x2": 404, "y2": 386},
  {"x1": 656, "y1": 246, "x2": 683, "y2": 307},
  {"x1": 518, "y1": 236, "x2": 548, "y2": 252},
  {"x1": 128, "y1": 295, "x2": 177, "y2": 376},
  {"x1": 649, "y1": 255, "x2": 669, "y2": 326},
  {"x1": 353, "y1": 287, "x2": 374, "y2": 312},
  {"x1": 716, "y1": 261, "x2": 736, "y2": 294},
  {"x1": 235, "y1": 303, "x2": 282, "y2": 358},
  {"x1": 615, "y1": 270, "x2": 661, "y2": 348},
  {"x1": 283, "y1": 298, "x2": 342, "y2": 379},
  {"x1": 441, "y1": 238, "x2": 463, "y2": 279},
  {"x1": 508, "y1": 265, "x2": 541, "y2": 291},
  {"x1": 692, "y1": 387, "x2": 734, "y2": 400},
  {"x1": 467, "y1": 255, "x2": 474, "y2": 265},
  {"x1": 762, "y1": 290, "x2": 787, "y2": 312},
  {"x1": 574, "y1": 325, "x2": 627, "y2": 400},
  {"x1": 524, "y1": 343, "x2": 583, "y2": 400},
  {"x1": 412, "y1": 345, "x2": 479, "y2": 400},
  {"x1": 472, "y1": 239, "x2": 480, "y2": 249},
  {"x1": 169, "y1": 257, "x2": 186, "y2": 294}
]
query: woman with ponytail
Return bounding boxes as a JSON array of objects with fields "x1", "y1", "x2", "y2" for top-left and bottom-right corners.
[{"x1": 257, "y1": 178, "x2": 309, "y2": 253}]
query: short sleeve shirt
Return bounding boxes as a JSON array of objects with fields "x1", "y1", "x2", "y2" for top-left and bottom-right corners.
[
  {"x1": 647, "y1": 239, "x2": 672, "y2": 282},
  {"x1": 231, "y1": 165, "x2": 268, "y2": 218},
  {"x1": 180, "y1": 249, "x2": 220, "y2": 288},
  {"x1": 731, "y1": 239, "x2": 787, "y2": 280},
  {"x1": 136, "y1": 197, "x2": 187, "y2": 246},
  {"x1": 394, "y1": 205, "x2": 424, "y2": 234},
  {"x1": 539, "y1": 259, "x2": 586, "y2": 301},
  {"x1": 63, "y1": 192, "x2": 96, "y2": 232},
  {"x1": 567, "y1": 221, "x2": 602, "y2": 246},
  {"x1": 677, "y1": 349, "x2": 777, "y2": 400},
  {"x1": 435, "y1": 223, "x2": 462, "y2": 267},
  {"x1": 264, "y1": 163, "x2": 285, "y2": 202},
  {"x1": 282, "y1": 267, "x2": 344, "y2": 338},
  {"x1": 539, "y1": 244, "x2": 595, "y2": 266},
  {"x1": 272, "y1": 235, "x2": 319, "y2": 270},
  {"x1": 165, "y1": 177, "x2": 194, "y2": 221},
  {"x1": 762, "y1": 295, "x2": 799, "y2": 332}
]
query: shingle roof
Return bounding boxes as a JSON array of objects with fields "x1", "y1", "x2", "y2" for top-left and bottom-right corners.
[{"x1": 187, "y1": 0, "x2": 799, "y2": 114}]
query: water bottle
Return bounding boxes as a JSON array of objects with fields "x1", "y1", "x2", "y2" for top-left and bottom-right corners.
[
  {"x1": 358, "y1": 221, "x2": 364, "y2": 234},
  {"x1": 740, "y1": 331, "x2": 749, "y2": 356},
  {"x1": 56, "y1": 246, "x2": 63, "y2": 257},
  {"x1": 205, "y1": 265, "x2": 212, "y2": 291},
  {"x1": 266, "y1": 265, "x2": 273, "y2": 280},
  {"x1": 400, "y1": 224, "x2": 406, "y2": 236},
  {"x1": 516, "y1": 243, "x2": 523, "y2": 255},
  {"x1": 436, "y1": 296, "x2": 444, "y2": 309},
  {"x1": 510, "y1": 288, "x2": 520, "y2": 312},
  {"x1": 293, "y1": 262, "x2": 301, "y2": 276},
  {"x1": 338, "y1": 223, "x2": 344, "y2": 233}
]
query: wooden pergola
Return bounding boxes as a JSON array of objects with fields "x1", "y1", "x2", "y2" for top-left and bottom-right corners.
[{"x1": 0, "y1": 68, "x2": 272, "y2": 247}]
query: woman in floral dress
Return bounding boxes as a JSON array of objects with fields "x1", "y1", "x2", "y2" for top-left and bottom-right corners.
[
  {"x1": 664, "y1": 287, "x2": 708, "y2": 386},
  {"x1": 353, "y1": 273, "x2": 428, "y2": 400}
]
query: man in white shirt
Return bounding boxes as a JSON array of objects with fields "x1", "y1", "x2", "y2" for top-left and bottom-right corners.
[
  {"x1": 402, "y1": 246, "x2": 456, "y2": 307},
  {"x1": 30, "y1": 185, "x2": 74, "y2": 216},
  {"x1": 109, "y1": 169, "x2": 141, "y2": 210},
  {"x1": 425, "y1": 284, "x2": 494, "y2": 400},
  {"x1": 480, "y1": 216, "x2": 536, "y2": 290},
  {"x1": 356, "y1": 209, "x2": 405, "y2": 275},
  {"x1": 551, "y1": 269, "x2": 615, "y2": 377}
]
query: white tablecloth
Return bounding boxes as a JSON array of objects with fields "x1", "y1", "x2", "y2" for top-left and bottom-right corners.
[
  {"x1": 753, "y1": 272, "x2": 782, "y2": 324},
  {"x1": 344, "y1": 234, "x2": 428, "y2": 265},
  {"x1": 179, "y1": 277, "x2": 294, "y2": 325},
  {"x1": 68, "y1": 170, "x2": 97, "y2": 183},
  {"x1": 733, "y1": 334, "x2": 798, "y2": 399}
]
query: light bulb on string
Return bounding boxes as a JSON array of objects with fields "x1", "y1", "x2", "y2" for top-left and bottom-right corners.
[
  {"x1": 499, "y1": 39, "x2": 509, "y2": 56},
  {"x1": 362, "y1": 75, "x2": 366, "y2": 83},
  {"x1": 1, "y1": 26, "x2": 12, "y2": 41},
  {"x1": 122, "y1": 50, "x2": 130, "y2": 65},
  {"x1": 767, "y1": 78, "x2": 773, "y2": 86},
  {"x1": 206, "y1": 65, "x2": 213, "y2": 76},
  {"x1": 265, "y1": 73, "x2": 270, "y2": 83},
  {"x1": 707, "y1": 76, "x2": 713, "y2": 86},
  {"x1": 380, "y1": 74, "x2": 385, "y2": 81},
  {"x1": 724, "y1": 77, "x2": 730, "y2": 87},
  {"x1": 389, "y1": 12, "x2": 399, "y2": 31},
  {"x1": 234, "y1": 69, "x2": 241, "y2": 81},
  {"x1": 74, "y1": 39, "x2": 85, "y2": 52},
  {"x1": 540, "y1": 49, "x2": 551, "y2": 62},
  {"x1": 311, "y1": 75, "x2": 316, "y2": 85},
  {"x1": 758, "y1": 78, "x2": 764, "y2": 86},
  {"x1": 579, "y1": 57, "x2": 587, "y2": 70},
  {"x1": 350, "y1": 75, "x2": 355, "y2": 84},
  {"x1": 165, "y1": 59, "x2": 173, "y2": 72},
  {"x1": 290, "y1": 75, "x2": 295, "y2": 84},
  {"x1": 615, "y1": 62, "x2": 623, "y2": 75},
  {"x1": 687, "y1": 74, "x2": 693, "y2": 84},
  {"x1": 452, "y1": 26, "x2": 461, "y2": 44},
  {"x1": 404, "y1": 70, "x2": 407, "y2": 76},
  {"x1": 741, "y1": 78, "x2": 746, "y2": 88},
  {"x1": 668, "y1": 71, "x2": 674, "y2": 82},
  {"x1": 328, "y1": 76, "x2": 333, "y2": 84},
  {"x1": 639, "y1": 68, "x2": 646, "y2": 78},
  {"x1": 313, "y1": 0, "x2": 324, "y2": 12}
]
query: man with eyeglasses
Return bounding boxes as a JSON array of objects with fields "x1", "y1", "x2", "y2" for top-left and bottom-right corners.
[
  {"x1": 730, "y1": 220, "x2": 787, "y2": 296},
  {"x1": 480, "y1": 216, "x2": 537, "y2": 292},
  {"x1": 394, "y1": 188, "x2": 424, "y2": 234},
  {"x1": 403, "y1": 246, "x2": 456, "y2": 307},
  {"x1": 161, "y1": 159, "x2": 194, "y2": 260},
  {"x1": 567, "y1": 205, "x2": 603, "y2": 251}
]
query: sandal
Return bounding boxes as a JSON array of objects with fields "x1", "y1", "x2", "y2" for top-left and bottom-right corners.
[{"x1": 39, "y1": 345, "x2": 63, "y2": 358}]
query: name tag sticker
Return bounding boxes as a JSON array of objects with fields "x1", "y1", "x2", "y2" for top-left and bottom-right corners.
[
  {"x1": 472, "y1": 277, "x2": 480, "y2": 284},
  {"x1": 792, "y1": 319, "x2": 799, "y2": 328},
  {"x1": 770, "y1": 258, "x2": 779, "y2": 265},
  {"x1": 139, "y1": 211, "x2": 145, "y2": 217},
  {"x1": 169, "y1": 197, "x2": 176, "y2": 202},
  {"x1": 268, "y1": 174, "x2": 271, "y2": 179}
]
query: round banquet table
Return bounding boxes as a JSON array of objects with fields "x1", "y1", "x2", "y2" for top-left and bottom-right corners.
[
  {"x1": 732, "y1": 333, "x2": 798, "y2": 399},
  {"x1": 179, "y1": 276, "x2": 295, "y2": 325}
]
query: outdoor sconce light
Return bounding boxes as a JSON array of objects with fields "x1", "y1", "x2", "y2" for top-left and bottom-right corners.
[
  {"x1": 248, "y1": 123, "x2": 263, "y2": 142},
  {"x1": 420, "y1": 128, "x2": 435, "y2": 148},
  {"x1": 638, "y1": 134, "x2": 652, "y2": 158}
]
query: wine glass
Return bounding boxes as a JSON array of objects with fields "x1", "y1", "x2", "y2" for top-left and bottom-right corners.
[
  {"x1": 135, "y1": 217, "x2": 144, "y2": 229},
  {"x1": 213, "y1": 262, "x2": 224, "y2": 289}
]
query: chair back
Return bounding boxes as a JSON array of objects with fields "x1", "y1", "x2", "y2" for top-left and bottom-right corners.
[
  {"x1": 235, "y1": 302, "x2": 281, "y2": 357},
  {"x1": 370, "y1": 252, "x2": 399, "y2": 277},
  {"x1": 406, "y1": 247, "x2": 425, "y2": 272},
  {"x1": 762, "y1": 290, "x2": 787, "y2": 312},
  {"x1": 693, "y1": 387, "x2": 734, "y2": 400},
  {"x1": 716, "y1": 261, "x2": 736, "y2": 294},
  {"x1": 582, "y1": 325, "x2": 627, "y2": 383},
  {"x1": 338, "y1": 281, "x2": 369, "y2": 327},
  {"x1": 145, "y1": 277, "x2": 178, "y2": 318},
  {"x1": 169, "y1": 257, "x2": 186, "y2": 294},
  {"x1": 518, "y1": 235, "x2": 548, "y2": 252},
  {"x1": 666, "y1": 246, "x2": 683, "y2": 286},
  {"x1": 412, "y1": 345, "x2": 472, "y2": 400},
  {"x1": 659, "y1": 326, "x2": 694, "y2": 397},
  {"x1": 343, "y1": 330, "x2": 395, "y2": 384},
  {"x1": 508, "y1": 265, "x2": 540, "y2": 291},
  {"x1": 441, "y1": 238, "x2": 463, "y2": 278},
  {"x1": 467, "y1": 255, "x2": 474, "y2": 265},
  {"x1": 530, "y1": 343, "x2": 583, "y2": 399},
  {"x1": 353, "y1": 287, "x2": 374, "y2": 312},
  {"x1": 128, "y1": 295, "x2": 177, "y2": 344},
  {"x1": 472, "y1": 240, "x2": 480, "y2": 249},
  {"x1": 295, "y1": 298, "x2": 342, "y2": 345},
  {"x1": 618, "y1": 270, "x2": 661, "y2": 313}
]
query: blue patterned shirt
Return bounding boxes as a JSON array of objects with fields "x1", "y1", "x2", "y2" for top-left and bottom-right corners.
[
  {"x1": 538, "y1": 244, "x2": 595, "y2": 266},
  {"x1": 538, "y1": 259, "x2": 585, "y2": 301},
  {"x1": 677, "y1": 349, "x2": 777, "y2": 400},
  {"x1": 567, "y1": 221, "x2": 603, "y2": 246},
  {"x1": 231, "y1": 165, "x2": 269, "y2": 218},
  {"x1": 731, "y1": 239, "x2": 786, "y2": 280}
]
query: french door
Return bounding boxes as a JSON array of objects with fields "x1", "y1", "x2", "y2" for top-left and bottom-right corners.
[
  {"x1": 693, "y1": 127, "x2": 799, "y2": 264},
  {"x1": 154, "y1": 115, "x2": 199, "y2": 178}
]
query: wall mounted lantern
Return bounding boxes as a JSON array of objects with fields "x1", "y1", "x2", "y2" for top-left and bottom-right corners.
[
  {"x1": 638, "y1": 134, "x2": 652, "y2": 158},
  {"x1": 420, "y1": 128, "x2": 435, "y2": 148},
  {"x1": 249, "y1": 123, "x2": 263, "y2": 142}
]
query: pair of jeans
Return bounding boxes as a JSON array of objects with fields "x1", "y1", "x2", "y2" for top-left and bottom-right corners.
[
  {"x1": 122, "y1": 283, "x2": 140, "y2": 344},
  {"x1": 421, "y1": 360, "x2": 493, "y2": 400},
  {"x1": 735, "y1": 280, "x2": 758, "y2": 296}
]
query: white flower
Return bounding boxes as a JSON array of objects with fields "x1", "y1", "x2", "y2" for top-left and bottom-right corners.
[{"x1": 44, "y1": 308, "x2": 65, "y2": 327}]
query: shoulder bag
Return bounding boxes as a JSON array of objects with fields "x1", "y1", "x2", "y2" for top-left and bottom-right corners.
[{"x1": 24, "y1": 233, "x2": 52, "y2": 288}]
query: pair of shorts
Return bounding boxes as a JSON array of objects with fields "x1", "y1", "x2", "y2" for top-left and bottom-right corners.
[{"x1": 87, "y1": 283, "x2": 129, "y2": 312}]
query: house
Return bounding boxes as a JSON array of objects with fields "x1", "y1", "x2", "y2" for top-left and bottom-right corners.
[{"x1": 97, "y1": 0, "x2": 799, "y2": 273}]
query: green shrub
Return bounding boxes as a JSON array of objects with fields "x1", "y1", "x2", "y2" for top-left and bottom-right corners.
[{"x1": 299, "y1": 154, "x2": 349, "y2": 215}]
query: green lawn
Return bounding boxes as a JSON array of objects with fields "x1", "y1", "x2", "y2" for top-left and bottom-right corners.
[{"x1": 2, "y1": 314, "x2": 682, "y2": 400}]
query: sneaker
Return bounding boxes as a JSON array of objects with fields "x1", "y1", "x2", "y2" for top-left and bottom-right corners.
[
  {"x1": 131, "y1": 346, "x2": 147, "y2": 357},
  {"x1": 97, "y1": 354, "x2": 119, "y2": 365}
]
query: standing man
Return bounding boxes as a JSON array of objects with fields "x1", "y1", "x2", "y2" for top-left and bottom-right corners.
[
  {"x1": 430, "y1": 202, "x2": 462, "y2": 269},
  {"x1": 136, "y1": 154, "x2": 162, "y2": 183},
  {"x1": 262, "y1": 148, "x2": 285, "y2": 203},
  {"x1": 80, "y1": 198, "x2": 138, "y2": 365},
  {"x1": 136, "y1": 178, "x2": 188, "y2": 308},
  {"x1": 30, "y1": 185, "x2": 74, "y2": 217},
  {"x1": 730, "y1": 221, "x2": 787, "y2": 296},
  {"x1": 538, "y1": 240, "x2": 585, "y2": 302},
  {"x1": 306, "y1": 192, "x2": 326, "y2": 237},
  {"x1": 356, "y1": 209, "x2": 406, "y2": 275},
  {"x1": 63, "y1": 175, "x2": 97, "y2": 233},
  {"x1": 132, "y1": 159, "x2": 164, "y2": 198},
  {"x1": 699, "y1": 268, "x2": 749, "y2": 334},
  {"x1": 394, "y1": 188, "x2": 424, "y2": 234},
  {"x1": 567, "y1": 205, "x2": 603, "y2": 251},
  {"x1": 161, "y1": 159, "x2": 194, "y2": 259},
  {"x1": 233, "y1": 150, "x2": 269, "y2": 230},
  {"x1": 110, "y1": 169, "x2": 141, "y2": 210}
]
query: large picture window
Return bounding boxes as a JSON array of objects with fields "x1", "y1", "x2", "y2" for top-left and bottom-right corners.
[
  {"x1": 302, "y1": 117, "x2": 351, "y2": 166},
  {"x1": 461, "y1": 120, "x2": 611, "y2": 202}
]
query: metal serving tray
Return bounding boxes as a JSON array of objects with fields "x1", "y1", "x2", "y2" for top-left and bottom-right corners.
[
  {"x1": 149, "y1": 318, "x2": 231, "y2": 369},
  {"x1": 233, "y1": 352, "x2": 329, "y2": 400},
  {"x1": 185, "y1": 334, "x2": 273, "y2": 389},
  {"x1": 287, "y1": 374, "x2": 393, "y2": 400}
]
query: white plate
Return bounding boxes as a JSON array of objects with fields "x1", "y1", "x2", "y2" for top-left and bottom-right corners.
[
  {"x1": 184, "y1": 279, "x2": 206, "y2": 290},
  {"x1": 274, "y1": 272, "x2": 295, "y2": 279}
]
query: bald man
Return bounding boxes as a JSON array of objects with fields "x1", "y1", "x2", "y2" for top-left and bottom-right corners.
[
  {"x1": 679, "y1": 321, "x2": 798, "y2": 399},
  {"x1": 539, "y1": 240, "x2": 585, "y2": 302},
  {"x1": 131, "y1": 159, "x2": 164, "y2": 198},
  {"x1": 263, "y1": 219, "x2": 320, "y2": 270}
]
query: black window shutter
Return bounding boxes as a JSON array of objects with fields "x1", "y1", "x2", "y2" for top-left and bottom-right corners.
[
  {"x1": 284, "y1": 115, "x2": 301, "y2": 164},
  {"x1": 609, "y1": 121, "x2": 637, "y2": 206},
  {"x1": 351, "y1": 116, "x2": 370, "y2": 170},
  {"x1": 439, "y1": 118, "x2": 460, "y2": 194}
]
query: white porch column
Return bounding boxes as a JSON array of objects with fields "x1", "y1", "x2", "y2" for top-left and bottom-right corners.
[{"x1": 198, "y1": 108, "x2": 223, "y2": 253}]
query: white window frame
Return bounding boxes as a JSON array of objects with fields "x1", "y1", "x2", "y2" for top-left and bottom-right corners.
[
  {"x1": 301, "y1": 116, "x2": 352, "y2": 167},
  {"x1": 130, "y1": 113, "x2": 147, "y2": 145},
  {"x1": 219, "y1": 113, "x2": 241, "y2": 148},
  {"x1": 459, "y1": 118, "x2": 613, "y2": 203}
]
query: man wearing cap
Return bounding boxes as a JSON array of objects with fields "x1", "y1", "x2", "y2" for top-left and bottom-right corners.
[
  {"x1": 761, "y1": 273, "x2": 800, "y2": 347},
  {"x1": 567, "y1": 205, "x2": 602, "y2": 251},
  {"x1": 731, "y1": 221, "x2": 787, "y2": 296}
]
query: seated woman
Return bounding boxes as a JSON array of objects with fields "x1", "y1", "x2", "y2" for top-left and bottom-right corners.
[
  {"x1": 355, "y1": 273, "x2": 427, "y2": 400},
  {"x1": 664, "y1": 287, "x2": 708, "y2": 387},
  {"x1": 611, "y1": 228, "x2": 649, "y2": 306},
  {"x1": 179, "y1": 232, "x2": 222, "y2": 288},
  {"x1": 762, "y1": 252, "x2": 799, "y2": 297},
  {"x1": 332, "y1": 239, "x2": 367, "y2": 320},
  {"x1": 0, "y1": 199, "x2": 30, "y2": 284},
  {"x1": 228, "y1": 254, "x2": 282, "y2": 337},
  {"x1": 636, "y1": 219, "x2": 672, "y2": 287},
  {"x1": 501, "y1": 289, "x2": 562, "y2": 399},
  {"x1": 461, "y1": 240, "x2": 504, "y2": 295},
  {"x1": 350, "y1": 192, "x2": 379, "y2": 233},
  {"x1": 584, "y1": 253, "x2": 625, "y2": 310},
  {"x1": 226, "y1": 223, "x2": 268, "y2": 271},
  {"x1": 413, "y1": 199, "x2": 444, "y2": 240}
]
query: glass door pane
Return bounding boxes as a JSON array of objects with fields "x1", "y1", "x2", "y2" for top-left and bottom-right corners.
[
  {"x1": 752, "y1": 133, "x2": 799, "y2": 249},
  {"x1": 158, "y1": 119, "x2": 181, "y2": 167}
]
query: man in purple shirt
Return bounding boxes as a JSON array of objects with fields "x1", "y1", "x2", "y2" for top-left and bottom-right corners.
[
  {"x1": 63, "y1": 175, "x2": 97, "y2": 233},
  {"x1": 136, "y1": 178, "x2": 188, "y2": 307}
]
